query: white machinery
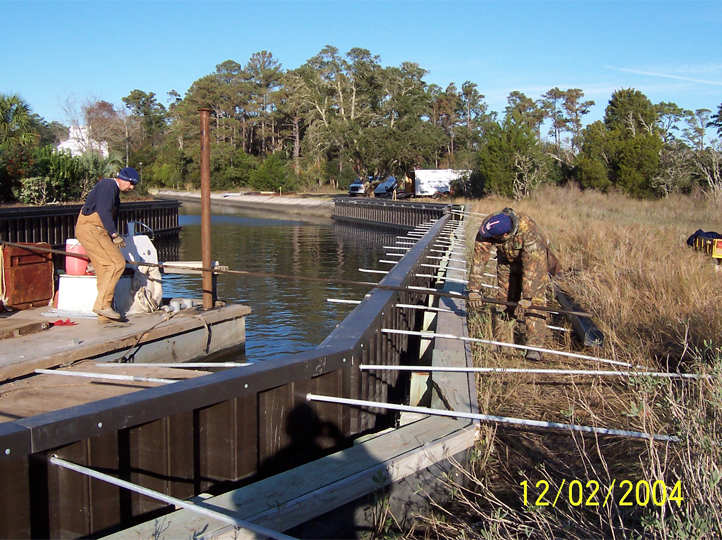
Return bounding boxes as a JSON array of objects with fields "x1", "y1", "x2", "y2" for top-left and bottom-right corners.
[
  {"x1": 56, "y1": 222, "x2": 162, "y2": 317},
  {"x1": 414, "y1": 169, "x2": 470, "y2": 197}
]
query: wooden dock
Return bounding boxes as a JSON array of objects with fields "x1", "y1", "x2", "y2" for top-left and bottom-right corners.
[
  {"x1": 0, "y1": 303, "x2": 250, "y2": 383},
  {"x1": 0, "y1": 362, "x2": 212, "y2": 423},
  {"x1": 0, "y1": 202, "x2": 478, "y2": 539}
]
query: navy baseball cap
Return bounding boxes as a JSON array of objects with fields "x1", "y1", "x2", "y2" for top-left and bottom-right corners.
[
  {"x1": 118, "y1": 167, "x2": 140, "y2": 185},
  {"x1": 480, "y1": 213, "x2": 513, "y2": 238}
]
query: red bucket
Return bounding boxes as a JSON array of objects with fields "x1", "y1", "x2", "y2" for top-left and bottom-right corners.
[{"x1": 65, "y1": 239, "x2": 88, "y2": 275}]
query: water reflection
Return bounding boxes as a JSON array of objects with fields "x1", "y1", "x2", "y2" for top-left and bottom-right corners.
[{"x1": 157, "y1": 202, "x2": 399, "y2": 362}]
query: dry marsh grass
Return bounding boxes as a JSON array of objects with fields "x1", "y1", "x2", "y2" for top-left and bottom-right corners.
[{"x1": 393, "y1": 186, "x2": 722, "y2": 539}]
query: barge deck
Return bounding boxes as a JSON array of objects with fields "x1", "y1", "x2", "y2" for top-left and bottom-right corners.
[{"x1": 0, "y1": 303, "x2": 251, "y2": 383}]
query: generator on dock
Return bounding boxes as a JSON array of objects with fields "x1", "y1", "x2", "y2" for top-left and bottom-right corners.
[{"x1": 56, "y1": 222, "x2": 162, "y2": 316}]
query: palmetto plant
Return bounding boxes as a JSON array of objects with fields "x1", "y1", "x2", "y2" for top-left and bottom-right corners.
[{"x1": 0, "y1": 93, "x2": 39, "y2": 147}]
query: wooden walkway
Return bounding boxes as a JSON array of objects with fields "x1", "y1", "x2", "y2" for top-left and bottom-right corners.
[
  {"x1": 0, "y1": 304, "x2": 250, "y2": 383},
  {"x1": 0, "y1": 203, "x2": 475, "y2": 539}
]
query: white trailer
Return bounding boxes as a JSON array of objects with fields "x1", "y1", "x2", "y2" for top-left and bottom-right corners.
[{"x1": 414, "y1": 169, "x2": 469, "y2": 196}]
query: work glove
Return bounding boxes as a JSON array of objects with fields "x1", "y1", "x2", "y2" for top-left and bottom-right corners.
[
  {"x1": 467, "y1": 292, "x2": 484, "y2": 310},
  {"x1": 112, "y1": 235, "x2": 126, "y2": 248}
]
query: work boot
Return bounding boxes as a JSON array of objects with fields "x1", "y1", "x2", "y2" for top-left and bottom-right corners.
[
  {"x1": 93, "y1": 307, "x2": 122, "y2": 321},
  {"x1": 525, "y1": 350, "x2": 543, "y2": 362}
]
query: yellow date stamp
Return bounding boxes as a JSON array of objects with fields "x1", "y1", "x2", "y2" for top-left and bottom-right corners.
[{"x1": 520, "y1": 479, "x2": 683, "y2": 508}]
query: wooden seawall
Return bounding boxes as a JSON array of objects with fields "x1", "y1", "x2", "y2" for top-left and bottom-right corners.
[
  {"x1": 0, "y1": 202, "x2": 476, "y2": 539},
  {"x1": 332, "y1": 197, "x2": 456, "y2": 230},
  {"x1": 0, "y1": 200, "x2": 181, "y2": 247}
]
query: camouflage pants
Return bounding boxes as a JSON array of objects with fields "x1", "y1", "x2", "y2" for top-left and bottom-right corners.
[{"x1": 492, "y1": 254, "x2": 548, "y2": 347}]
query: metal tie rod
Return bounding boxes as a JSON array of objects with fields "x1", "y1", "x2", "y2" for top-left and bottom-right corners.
[
  {"x1": 392, "y1": 304, "x2": 568, "y2": 331},
  {"x1": 394, "y1": 304, "x2": 460, "y2": 313},
  {"x1": 96, "y1": 362, "x2": 251, "y2": 368},
  {"x1": 360, "y1": 268, "x2": 389, "y2": 274},
  {"x1": 420, "y1": 263, "x2": 467, "y2": 272},
  {"x1": 305, "y1": 394, "x2": 678, "y2": 443},
  {"x1": 452, "y1": 209, "x2": 488, "y2": 218},
  {"x1": 426, "y1": 256, "x2": 466, "y2": 263},
  {"x1": 407, "y1": 286, "x2": 464, "y2": 295},
  {"x1": 431, "y1": 249, "x2": 463, "y2": 255},
  {"x1": 381, "y1": 329, "x2": 639, "y2": 368},
  {"x1": 415, "y1": 273, "x2": 469, "y2": 284},
  {"x1": 418, "y1": 263, "x2": 493, "y2": 279},
  {"x1": 35, "y1": 369, "x2": 177, "y2": 384},
  {"x1": 359, "y1": 365, "x2": 711, "y2": 380},
  {"x1": 327, "y1": 298, "x2": 362, "y2": 305},
  {"x1": 48, "y1": 456, "x2": 297, "y2": 540}
]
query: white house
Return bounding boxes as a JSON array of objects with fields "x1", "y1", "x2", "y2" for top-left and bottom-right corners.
[{"x1": 57, "y1": 126, "x2": 108, "y2": 157}]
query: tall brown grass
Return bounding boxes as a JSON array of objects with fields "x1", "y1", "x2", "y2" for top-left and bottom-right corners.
[
  {"x1": 397, "y1": 186, "x2": 722, "y2": 539},
  {"x1": 471, "y1": 184, "x2": 722, "y2": 365}
]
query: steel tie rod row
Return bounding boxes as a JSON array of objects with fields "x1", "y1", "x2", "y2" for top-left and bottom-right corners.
[
  {"x1": 305, "y1": 394, "x2": 678, "y2": 443},
  {"x1": 381, "y1": 328, "x2": 640, "y2": 369},
  {"x1": 48, "y1": 456, "x2": 296, "y2": 540},
  {"x1": 358, "y1": 365, "x2": 712, "y2": 380},
  {"x1": 1, "y1": 241, "x2": 589, "y2": 316},
  {"x1": 392, "y1": 304, "x2": 569, "y2": 332}
]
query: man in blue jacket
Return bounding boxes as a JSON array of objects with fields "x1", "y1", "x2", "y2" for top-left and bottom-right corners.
[{"x1": 75, "y1": 167, "x2": 139, "y2": 321}]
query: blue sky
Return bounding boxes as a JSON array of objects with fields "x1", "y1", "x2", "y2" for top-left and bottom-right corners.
[{"x1": 3, "y1": 1, "x2": 721, "y2": 130}]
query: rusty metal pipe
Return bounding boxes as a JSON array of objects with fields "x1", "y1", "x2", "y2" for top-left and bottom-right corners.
[{"x1": 199, "y1": 108, "x2": 213, "y2": 309}]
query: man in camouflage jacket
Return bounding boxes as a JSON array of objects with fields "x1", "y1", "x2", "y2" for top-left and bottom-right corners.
[{"x1": 468, "y1": 208, "x2": 555, "y2": 360}]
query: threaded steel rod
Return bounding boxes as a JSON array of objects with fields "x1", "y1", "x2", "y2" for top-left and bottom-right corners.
[
  {"x1": 49, "y1": 456, "x2": 296, "y2": 539},
  {"x1": 305, "y1": 394, "x2": 678, "y2": 443},
  {"x1": 381, "y1": 328, "x2": 639, "y2": 368}
]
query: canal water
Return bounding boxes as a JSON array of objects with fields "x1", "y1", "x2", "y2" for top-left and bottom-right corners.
[{"x1": 159, "y1": 202, "x2": 399, "y2": 363}]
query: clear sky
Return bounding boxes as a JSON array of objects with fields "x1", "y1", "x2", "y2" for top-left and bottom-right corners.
[{"x1": 3, "y1": 0, "x2": 721, "y2": 129}]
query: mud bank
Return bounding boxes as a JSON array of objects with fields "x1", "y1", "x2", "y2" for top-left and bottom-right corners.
[{"x1": 155, "y1": 190, "x2": 335, "y2": 217}]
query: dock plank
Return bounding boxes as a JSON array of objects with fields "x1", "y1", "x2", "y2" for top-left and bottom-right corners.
[
  {"x1": 0, "y1": 304, "x2": 251, "y2": 383},
  {"x1": 0, "y1": 362, "x2": 211, "y2": 422}
]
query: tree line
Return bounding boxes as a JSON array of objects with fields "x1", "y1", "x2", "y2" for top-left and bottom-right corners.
[{"x1": 2, "y1": 45, "x2": 722, "y2": 203}]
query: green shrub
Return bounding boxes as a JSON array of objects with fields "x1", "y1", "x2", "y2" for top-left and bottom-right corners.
[{"x1": 249, "y1": 154, "x2": 296, "y2": 192}]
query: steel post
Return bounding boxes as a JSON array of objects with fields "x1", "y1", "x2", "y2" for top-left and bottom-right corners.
[{"x1": 199, "y1": 108, "x2": 214, "y2": 309}]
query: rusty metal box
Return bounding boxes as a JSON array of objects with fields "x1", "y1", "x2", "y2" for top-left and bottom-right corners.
[{"x1": 1, "y1": 243, "x2": 54, "y2": 309}]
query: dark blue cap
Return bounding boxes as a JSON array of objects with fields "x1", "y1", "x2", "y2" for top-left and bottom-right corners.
[
  {"x1": 480, "y1": 213, "x2": 512, "y2": 238},
  {"x1": 118, "y1": 167, "x2": 140, "y2": 185}
]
